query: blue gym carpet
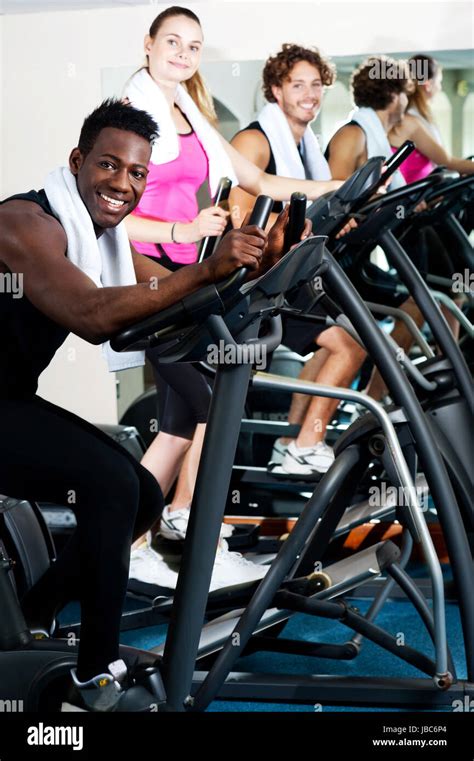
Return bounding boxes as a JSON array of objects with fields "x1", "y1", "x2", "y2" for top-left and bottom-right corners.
[{"x1": 58, "y1": 596, "x2": 464, "y2": 712}]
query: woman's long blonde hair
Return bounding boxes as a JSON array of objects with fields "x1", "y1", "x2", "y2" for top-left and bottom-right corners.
[{"x1": 146, "y1": 5, "x2": 218, "y2": 127}]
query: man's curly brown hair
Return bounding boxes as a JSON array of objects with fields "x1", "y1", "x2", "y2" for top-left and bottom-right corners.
[
  {"x1": 351, "y1": 56, "x2": 413, "y2": 110},
  {"x1": 263, "y1": 43, "x2": 336, "y2": 102}
]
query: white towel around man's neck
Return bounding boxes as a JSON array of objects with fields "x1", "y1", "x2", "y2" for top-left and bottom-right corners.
[
  {"x1": 258, "y1": 102, "x2": 331, "y2": 193},
  {"x1": 44, "y1": 167, "x2": 145, "y2": 372},
  {"x1": 348, "y1": 107, "x2": 405, "y2": 189},
  {"x1": 123, "y1": 68, "x2": 237, "y2": 196}
]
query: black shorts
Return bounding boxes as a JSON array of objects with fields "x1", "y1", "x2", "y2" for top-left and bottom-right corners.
[
  {"x1": 146, "y1": 353, "x2": 213, "y2": 440},
  {"x1": 281, "y1": 287, "x2": 329, "y2": 356}
]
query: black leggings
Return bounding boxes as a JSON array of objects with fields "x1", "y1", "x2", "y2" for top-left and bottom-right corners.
[
  {"x1": 146, "y1": 351, "x2": 213, "y2": 440},
  {"x1": 0, "y1": 395, "x2": 163, "y2": 681},
  {"x1": 143, "y1": 253, "x2": 213, "y2": 440}
]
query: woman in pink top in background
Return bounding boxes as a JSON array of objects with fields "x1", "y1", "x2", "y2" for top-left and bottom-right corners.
[
  {"x1": 389, "y1": 54, "x2": 474, "y2": 181},
  {"x1": 389, "y1": 54, "x2": 473, "y2": 339}
]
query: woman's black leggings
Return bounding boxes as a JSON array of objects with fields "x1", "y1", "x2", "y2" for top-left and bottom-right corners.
[
  {"x1": 0, "y1": 394, "x2": 163, "y2": 682},
  {"x1": 146, "y1": 350, "x2": 213, "y2": 440},
  {"x1": 143, "y1": 254, "x2": 213, "y2": 441}
]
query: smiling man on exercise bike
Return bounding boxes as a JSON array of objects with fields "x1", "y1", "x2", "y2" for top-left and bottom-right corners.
[{"x1": 0, "y1": 98, "x2": 305, "y2": 711}]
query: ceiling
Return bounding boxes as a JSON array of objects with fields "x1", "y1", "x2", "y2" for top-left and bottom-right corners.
[
  {"x1": 1, "y1": 2, "x2": 472, "y2": 71},
  {"x1": 0, "y1": 0, "x2": 168, "y2": 13}
]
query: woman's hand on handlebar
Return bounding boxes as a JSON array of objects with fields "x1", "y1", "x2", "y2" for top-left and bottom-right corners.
[
  {"x1": 203, "y1": 226, "x2": 266, "y2": 282},
  {"x1": 176, "y1": 206, "x2": 229, "y2": 244}
]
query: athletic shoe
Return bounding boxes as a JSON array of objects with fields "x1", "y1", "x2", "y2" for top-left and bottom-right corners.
[
  {"x1": 209, "y1": 540, "x2": 269, "y2": 592},
  {"x1": 159, "y1": 505, "x2": 234, "y2": 541},
  {"x1": 68, "y1": 659, "x2": 157, "y2": 712},
  {"x1": 129, "y1": 540, "x2": 268, "y2": 593},
  {"x1": 129, "y1": 546, "x2": 179, "y2": 589},
  {"x1": 274, "y1": 440, "x2": 335, "y2": 478},
  {"x1": 266, "y1": 438, "x2": 289, "y2": 471}
]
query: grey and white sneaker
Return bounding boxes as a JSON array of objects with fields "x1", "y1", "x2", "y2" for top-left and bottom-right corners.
[
  {"x1": 273, "y1": 440, "x2": 335, "y2": 479},
  {"x1": 159, "y1": 505, "x2": 234, "y2": 541},
  {"x1": 267, "y1": 438, "x2": 289, "y2": 472}
]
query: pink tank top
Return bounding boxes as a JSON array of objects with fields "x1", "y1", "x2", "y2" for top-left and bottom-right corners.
[
  {"x1": 391, "y1": 145, "x2": 435, "y2": 185},
  {"x1": 132, "y1": 130, "x2": 209, "y2": 265}
]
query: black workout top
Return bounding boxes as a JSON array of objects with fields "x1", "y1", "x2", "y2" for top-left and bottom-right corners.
[{"x1": 0, "y1": 189, "x2": 69, "y2": 398}]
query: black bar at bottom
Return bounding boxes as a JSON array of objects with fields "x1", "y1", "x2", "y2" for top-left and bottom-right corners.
[{"x1": 192, "y1": 672, "x2": 472, "y2": 707}]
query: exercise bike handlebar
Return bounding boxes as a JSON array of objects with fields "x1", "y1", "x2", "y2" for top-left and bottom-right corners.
[
  {"x1": 306, "y1": 143, "x2": 415, "y2": 238},
  {"x1": 422, "y1": 172, "x2": 474, "y2": 204},
  {"x1": 110, "y1": 195, "x2": 274, "y2": 353},
  {"x1": 357, "y1": 168, "x2": 452, "y2": 217},
  {"x1": 197, "y1": 177, "x2": 232, "y2": 263},
  {"x1": 284, "y1": 192, "x2": 307, "y2": 249}
]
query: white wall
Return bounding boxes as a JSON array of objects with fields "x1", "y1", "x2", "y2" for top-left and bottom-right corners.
[
  {"x1": 36, "y1": 337, "x2": 118, "y2": 424},
  {"x1": 463, "y1": 93, "x2": 474, "y2": 156},
  {"x1": 1, "y1": 1, "x2": 472, "y2": 422},
  {"x1": 3, "y1": 1, "x2": 472, "y2": 197}
]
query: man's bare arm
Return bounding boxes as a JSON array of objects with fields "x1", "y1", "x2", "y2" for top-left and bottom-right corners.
[
  {"x1": 327, "y1": 125, "x2": 367, "y2": 180},
  {"x1": 229, "y1": 130, "x2": 278, "y2": 229},
  {"x1": 1, "y1": 202, "x2": 264, "y2": 345}
]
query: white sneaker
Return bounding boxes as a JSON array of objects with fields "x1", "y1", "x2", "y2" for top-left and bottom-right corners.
[
  {"x1": 129, "y1": 546, "x2": 179, "y2": 589},
  {"x1": 267, "y1": 438, "x2": 289, "y2": 471},
  {"x1": 159, "y1": 505, "x2": 234, "y2": 541},
  {"x1": 130, "y1": 541, "x2": 268, "y2": 593},
  {"x1": 209, "y1": 540, "x2": 269, "y2": 592},
  {"x1": 276, "y1": 440, "x2": 335, "y2": 478}
]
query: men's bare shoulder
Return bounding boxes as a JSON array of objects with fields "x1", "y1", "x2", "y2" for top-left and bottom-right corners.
[
  {"x1": 231, "y1": 129, "x2": 270, "y2": 168},
  {"x1": 0, "y1": 200, "x2": 67, "y2": 261},
  {"x1": 332, "y1": 123, "x2": 366, "y2": 147}
]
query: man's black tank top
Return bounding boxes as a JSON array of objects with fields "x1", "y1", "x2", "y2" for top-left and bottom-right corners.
[
  {"x1": 238, "y1": 122, "x2": 283, "y2": 213},
  {"x1": 0, "y1": 189, "x2": 69, "y2": 398}
]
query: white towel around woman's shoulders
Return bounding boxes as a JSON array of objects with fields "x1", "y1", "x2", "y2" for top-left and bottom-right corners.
[
  {"x1": 44, "y1": 166, "x2": 145, "y2": 372},
  {"x1": 123, "y1": 68, "x2": 237, "y2": 196}
]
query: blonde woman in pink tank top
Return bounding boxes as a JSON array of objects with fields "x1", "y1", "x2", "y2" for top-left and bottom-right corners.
[
  {"x1": 124, "y1": 8, "x2": 339, "y2": 266},
  {"x1": 125, "y1": 7, "x2": 339, "y2": 573}
]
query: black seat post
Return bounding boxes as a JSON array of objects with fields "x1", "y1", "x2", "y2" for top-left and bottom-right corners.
[{"x1": 161, "y1": 316, "x2": 261, "y2": 711}]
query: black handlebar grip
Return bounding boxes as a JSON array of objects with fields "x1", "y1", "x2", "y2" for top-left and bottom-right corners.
[
  {"x1": 216, "y1": 195, "x2": 274, "y2": 296},
  {"x1": 284, "y1": 192, "x2": 307, "y2": 250},
  {"x1": 247, "y1": 195, "x2": 274, "y2": 228},
  {"x1": 383, "y1": 140, "x2": 415, "y2": 177},
  {"x1": 198, "y1": 177, "x2": 232, "y2": 263}
]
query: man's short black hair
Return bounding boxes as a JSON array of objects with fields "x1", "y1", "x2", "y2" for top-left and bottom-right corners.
[{"x1": 78, "y1": 98, "x2": 158, "y2": 156}]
